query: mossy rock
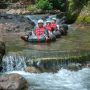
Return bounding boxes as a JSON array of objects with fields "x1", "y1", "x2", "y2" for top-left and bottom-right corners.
[
  {"x1": 0, "y1": 42, "x2": 5, "y2": 65},
  {"x1": 76, "y1": 16, "x2": 90, "y2": 23}
]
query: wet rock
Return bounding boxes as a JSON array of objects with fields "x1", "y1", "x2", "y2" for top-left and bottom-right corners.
[
  {"x1": 6, "y1": 9, "x2": 30, "y2": 15},
  {"x1": 0, "y1": 13, "x2": 35, "y2": 33},
  {"x1": 25, "y1": 66, "x2": 40, "y2": 73},
  {"x1": 0, "y1": 42, "x2": 5, "y2": 56},
  {"x1": 0, "y1": 42, "x2": 5, "y2": 64},
  {"x1": 67, "y1": 63, "x2": 82, "y2": 71},
  {"x1": 0, "y1": 73, "x2": 28, "y2": 90},
  {"x1": 6, "y1": 8, "x2": 61, "y2": 15},
  {"x1": 86, "y1": 63, "x2": 90, "y2": 68}
]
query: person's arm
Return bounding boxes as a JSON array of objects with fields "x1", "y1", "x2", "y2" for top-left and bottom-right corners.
[{"x1": 44, "y1": 28, "x2": 49, "y2": 37}]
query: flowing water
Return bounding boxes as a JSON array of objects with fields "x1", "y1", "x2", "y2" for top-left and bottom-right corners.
[
  {"x1": 2, "y1": 14, "x2": 90, "y2": 51},
  {"x1": 6, "y1": 68, "x2": 90, "y2": 90},
  {"x1": 2, "y1": 54, "x2": 27, "y2": 72},
  {"x1": 1, "y1": 53, "x2": 90, "y2": 90},
  {"x1": 25, "y1": 15, "x2": 56, "y2": 25},
  {"x1": 2, "y1": 54, "x2": 90, "y2": 90},
  {"x1": 1, "y1": 14, "x2": 90, "y2": 90},
  {"x1": 4, "y1": 24, "x2": 90, "y2": 51}
]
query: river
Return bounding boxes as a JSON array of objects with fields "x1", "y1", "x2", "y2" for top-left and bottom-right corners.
[
  {"x1": 6, "y1": 68, "x2": 90, "y2": 90},
  {"x1": 1, "y1": 14, "x2": 90, "y2": 90}
]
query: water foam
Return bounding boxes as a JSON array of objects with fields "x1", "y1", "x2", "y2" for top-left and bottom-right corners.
[{"x1": 6, "y1": 68, "x2": 90, "y2": 90}]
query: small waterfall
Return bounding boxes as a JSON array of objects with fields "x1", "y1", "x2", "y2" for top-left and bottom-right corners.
[
  {"x1": 25, "y1": 15, "x2": 56, "y2": 26},
  {"x1": 2, "y1": 54, "x2": 27, "y2": 72},
  {"x1": 2, "y1": 50, "x2": 90, "y2": 72}
]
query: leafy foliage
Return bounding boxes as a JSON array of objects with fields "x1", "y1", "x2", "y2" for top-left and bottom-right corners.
[
  {"x1": 26, "y1": 5, "x2": 37, "y2": 11},
  {"x1": 36, "y1": 0, "x2": 53, "y2": 10},
  {"x1": 66, "y1": 0, "x2": 90, "y2": 23},
  {"x1": 49, "y1": 0, "x2": 67, "y2": 11}
]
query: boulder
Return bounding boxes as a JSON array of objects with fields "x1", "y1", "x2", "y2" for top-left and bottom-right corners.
[
  {"x1": 86, "y1": 63, "x2": 90, "y2": 68},
  {"x1": 25, "y1": 66, "x2": 40, "y2": 73},
  {"x1": 0, "y1": 42, "x2": 5, "y2": 56},
  {"x1": 0, "y1": 73, "x2": 28, "y2": 90},
  {"x1": 0, "y1": 41, "x2": 5, "y2": 64},
  {"x1": 67, "y1": 63, "x2": 82, "y2": 71}
]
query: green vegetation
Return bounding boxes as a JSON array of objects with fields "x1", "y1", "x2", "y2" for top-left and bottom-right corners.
[
  {"x1": 66, "y1": 0, "x2": 90, "y2": 23},
  {"x1": 26, "y1": 5, "x2": 38, "y2": 11},
  {"x1": 76, "y1": 1, "x2": 90, "y2": 23},
  {"x1": 49, "y1": 0, "x2": 67, "y2": 11},
  {"x1": 36, "y1": 0, "x2": 53, "y2": 10},
  {"x1": 26, "y1": 0, "x2": 90, "y2": 23},
  {"x1": 1, "y1": 0, "x2": 90, "y2": 23},
  {"x1": 77, "y1": 16, "x2": 90, "y2": 24},
  {"x1": 26, "y1": 0, "x2": 67, "y2": 11},
  {"x1": 26, "y1": 0, "x2": 53, "y2": 11}
]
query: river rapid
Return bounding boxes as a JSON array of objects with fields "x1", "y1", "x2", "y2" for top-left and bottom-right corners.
[{"x1": 6, "y1": 68, "x2": 90, "y2": 90}]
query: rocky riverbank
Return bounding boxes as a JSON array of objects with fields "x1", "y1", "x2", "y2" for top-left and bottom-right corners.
[
  {"x1": 0, "y1": 8, "x2": 61, "y2": 15},
  {"x1": 0, "y1": 13, "x2": 35, "y2": 33},
  {"x1": 0, "y1": 13, "x2": 35, "y2": 66},
  {"x1": 6, "y1": 9, "x2": 61, "y2": 15}
]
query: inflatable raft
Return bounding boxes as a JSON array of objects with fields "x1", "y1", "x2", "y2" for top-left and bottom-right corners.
[
  {"x1": 21, "y1": 31, "x2": 56, "y2": 43},
  {"x1": 53, "y1": 30, "x2": 61, "y2": 38},
  {"x1": 59, "y1": 24, "x2": 68, "y2": 35},
  {"x1": 21, "y1": 24, "x2": 68, "y2": 43},
  {"x1": 21, "y1": 35, "x2": 50, "y2": 43}
]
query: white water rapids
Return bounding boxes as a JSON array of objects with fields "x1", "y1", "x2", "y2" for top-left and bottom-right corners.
[
  {"x1": 7, "y1": 68, "x2": 90, "y2": 90},
  {"x1": 2, "y1": 54, "x2": 90, "y2": 90}
]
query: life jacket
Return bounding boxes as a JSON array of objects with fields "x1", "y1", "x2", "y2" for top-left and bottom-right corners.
[
  {"x1": 35, "y1": 26, "x2": 45, "y2": 36},
  {"x1": 51, "y1": 22, "x2": 57, "y2": 29},
  {"x1": 45, "y1": 24, "x2": 52, "y2": 32}
]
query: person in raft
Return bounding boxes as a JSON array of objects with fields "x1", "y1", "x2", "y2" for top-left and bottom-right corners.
[
  {"x1": 45, "y1": 20, "x2": 56, "y2": 40},
  {"x1": 45, "y1": 20, "x2": 53, "y2": 32},
  {"x1": 35, "y1": 19, "x2": 49, "y2": 38},
  {"x1": 21, "y1": 19, "x2": 49, "y2": 42},
  {"x1": 51, "y1": 18, "x2": 59, "y2": 31}
]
